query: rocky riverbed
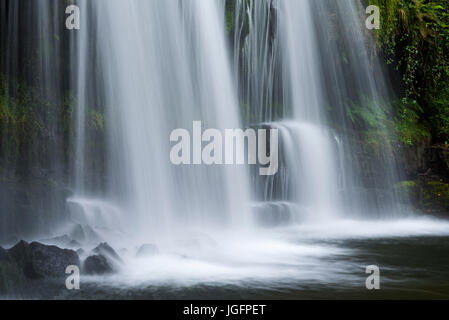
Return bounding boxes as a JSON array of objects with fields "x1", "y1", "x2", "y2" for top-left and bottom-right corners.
[{"x1": 0, "y1": 240, "x2": 123, "y2": 295}]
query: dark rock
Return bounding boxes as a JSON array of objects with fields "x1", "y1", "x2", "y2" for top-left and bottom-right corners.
[
  {"x1": 30, "y1": 167, "x2": 50, "y2": 180},
  {"x1": 7, "y1": 241, "x2": 80, "y2": 279},
  {"x1": 92, "y1": 242, "x2": 122, "y2": 263},
  {"x1": 395, "y1": 177, "x2": 449, "y2": 216},
  {"x1": 0, "y1": 180, "x2": 71, "y2": 244},
  {"x1": 7, "y1": 241, "x2": 39, "y2": 279},
  {"x1": 254, "y1": 202, "x2": 306, "y2": 227},
  {"x1": 83, "y1": 255, "x2": 113, "y2": 275},
  {"x1": 136, "y1": 244, "x2": 159, "y2": 257},
  {"x1": 0, "y1": 247, "x2": 25, "y2": 293},
  {"x1": 398, "y1": 144, "x2": 449, "y2": 180}
]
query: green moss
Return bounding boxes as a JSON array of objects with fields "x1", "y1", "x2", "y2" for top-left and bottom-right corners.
[
  {"x1": 396, "y1": 180, "x2": 418, "y2": 188},
  {"x1": 369, "y1": 0, "x2": 449, "y2": 144},
  {"x1": 345, "y1": 95, "x2": 398, "y2": 155},
  {"x1": 422, "y1": 180, "x2": 449, "y2": 209},
  {"x1": 393, "y1": 98, "x2": 431, "y2": 145},
  {"x1": 226, "y1": 8, "x2": 234, "y2": 33},
  {"x1": 394, "y1": 180, "x2": 420, "y2": 199}
]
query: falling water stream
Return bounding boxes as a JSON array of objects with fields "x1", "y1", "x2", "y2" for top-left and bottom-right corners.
[{"x1": 1, "y1": 0, "x2": 449, "y2": 298}]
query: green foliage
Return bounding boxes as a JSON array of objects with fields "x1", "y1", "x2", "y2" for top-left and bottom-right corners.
[
  {"x1": 225, "y1": 6, "x2": 234, "y2": 33},
  {"x1": 346, "y1": 96, "x2": 391, "y2": 131},
  {"x1": 345, "y1": 94, "x2": 431, "y2": 152},
  {"x1": 394, "y1": 98, "x2": 430, "y2": 145},
  {"x1": 370, "y1": 0, "x2": 449, "y2": 144},
  {"x1": 395, "y1": 180, "x2": 418, "y2": 188},
  {"x1": 422, "y1": 180, "x2": 449, "y2": 210},
  {"x1": 0, "y1": 73, "x2": 105, "y2": 172},
  {"x1": 345, "y1": 95, "x2": 396, "y2": 154},
  {"x1": 394, "y1": 180, "x2": 420, "y2": 200},
  {"x1": 395, "y1": 178, "x2": 449, "y2": 212}
]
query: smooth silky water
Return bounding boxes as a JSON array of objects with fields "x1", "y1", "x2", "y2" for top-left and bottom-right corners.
[{"x1": 1, "y1": 0, "x2": 449, "y2": 299}]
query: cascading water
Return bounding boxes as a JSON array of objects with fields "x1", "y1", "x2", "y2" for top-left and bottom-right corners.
[
  {"x1": 2, "y1": 0, "x2": 449, "y2": 296},
  {"x1": 234, "y1": 0, "x2": 408, "y2": 222},
  {"x1": 69, "y1": 0, "x2": 252, "y2": 246},
  {"x1": 0, "y1": 0, "x2": 70, "y2": 242}
]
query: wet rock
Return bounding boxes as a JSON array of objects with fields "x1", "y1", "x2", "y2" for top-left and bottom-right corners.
[
  {"x1": 92, "y1": 242, "x2": 122, "y2": 263},
  {"x1": 0, "y1": 247, "x2": 25, "y2": 293},
  {"x1": 30, "y1": 167, "x2": 50, "y2": 180},
  {"x1": 83, "y1": 255, "x2": 113, "y2": 275},
  {"x1": 395, "y1": 177, "x2": 449, "y2": 216},
  {"x1": 7, "y1": 241, "x2": 39, "y2": 279},
  {"x1": 136, "y1": 244, "x2": 159, "y2": 257},
  {"x1": 7, "y1": 240, "x2": 80, "y2": 279},
  {"x1": 253, "y1": 202, "x2": 305, "y2": 227},
  {"x1": 0, "y1": 180, "x2": 71, "y2": 244}
]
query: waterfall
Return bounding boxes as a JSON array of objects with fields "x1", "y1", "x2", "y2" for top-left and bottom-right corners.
[
  {"x1": 67, "y1": 0, "x2": 252, "y2": 245},
  {"x1": 4, "y1": 0, "x2": 449, "y2": 295},
  {"x1": 234, "y1": 0, "x2": 407, "y2": 223},
  {"x1": 0, "y1": 0, "x2": 70, "y2": 242},
  {"x1": 0, "y1": 0, "x2": 410, "y2": 244}
]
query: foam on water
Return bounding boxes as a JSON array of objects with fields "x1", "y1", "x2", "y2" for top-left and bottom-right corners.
[{"x1": 79, "y1": 217, "x2": 449, "y2": 287}]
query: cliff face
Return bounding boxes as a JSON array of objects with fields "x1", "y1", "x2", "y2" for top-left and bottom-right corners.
[
  {"x1": 1, "y1": 0, "x2": 448, "y2": 243},
  {"x1": 395, "y1": 143, "x2": 449, "y2": 216}
]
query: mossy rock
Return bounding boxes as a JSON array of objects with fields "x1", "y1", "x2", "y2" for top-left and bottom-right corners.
[
  {"x1": 422, "y1": 180, "x2": 449, "y2": 211},
  {"x1": 394, "y1": 179, "x2": 449, "y2": 215},
  {"x1": 393, "y1": 180, "x2": 420, "y2": 203}
]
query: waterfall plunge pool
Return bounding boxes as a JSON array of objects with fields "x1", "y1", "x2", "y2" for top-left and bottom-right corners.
[{"x1": 7, "y1": 217, "x2": 449, "y2": 300}]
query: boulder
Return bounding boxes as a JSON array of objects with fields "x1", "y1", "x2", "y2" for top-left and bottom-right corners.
[
  {"x1": 7, "y1": 240, "x2": 80, "y2": 279},
  {"x1": 83, "y1": 255, "x2": 113, "y2": 275},
  {"x1": 136, "y1": 244, "x2": 159, "y2": 257},
  {"x1": 0, "y1": 247, "x2": 25, "y2": 293},
  {"x1": 92, "y1": 242, "x2": 122, "y2": 263}
]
